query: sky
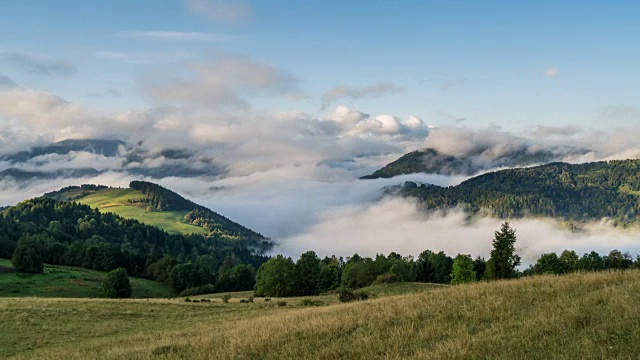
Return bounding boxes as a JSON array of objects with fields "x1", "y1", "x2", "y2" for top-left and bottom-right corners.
[{"x1": 1, "y1": 0, "x2": 640, "y2": 260}]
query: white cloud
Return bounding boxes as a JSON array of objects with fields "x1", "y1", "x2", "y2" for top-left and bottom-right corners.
[
  {"x1": 544, "y1": 67, "x2": 560, "y2": 77},
  {"x1": 185, "y1": 0, "x2": 253, "y2": 24},
  {"x1": 118, "y1": 31, "x2": 235, "y2": 42},
  {"x1": 142, "y1": 53, "x2": 299, "y2": 109},
  {"x1": 321, "y1": 82, "x2": 404, "y2": 109}
]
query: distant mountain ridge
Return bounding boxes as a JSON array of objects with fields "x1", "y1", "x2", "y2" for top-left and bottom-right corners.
[
  {"x1": 0, "y1": 138, "x2": 224, "y2": 180},
  {"x1": 362, "y1": 147, "x2": 591, "y2": 179},
  {"x1": 398, "y1": 159, "x2": 640, "y2": 222}
]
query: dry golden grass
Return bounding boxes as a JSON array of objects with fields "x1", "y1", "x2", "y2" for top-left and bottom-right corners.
[{"x1": 3, "y1": 271, "x2": 640, "y2": 359}]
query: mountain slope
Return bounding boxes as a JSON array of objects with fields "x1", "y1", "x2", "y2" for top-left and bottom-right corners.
[
  {"x1": 44, "y1": 181, "x2": 267, "y2": 242},
  {"x1": 362, "y1": 146, "x2": 590, "y2": 178},
  {"x1": 398, "y1": 159, "x2": 640, "y2": 221}
]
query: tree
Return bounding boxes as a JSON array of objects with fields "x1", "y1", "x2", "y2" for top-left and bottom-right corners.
[
  {"x1": 416, "y1": 250, "x2": 453, "y2": 284},
  {"x1": 558, "y1": 250, "x2": 579, "y2": 274},
  {"x1": 486, "y1": 222, "x2": 521, "y2": 280},
  {"x1": 604, "y1": 250, "x2": 633, "y2": 270},
  {"x1": 254, "y1": 255, "x2": 297, "y2": 297},
  {"x1": 295, "y1": 251, "x2": 321, "y2": 296},
  {"x1": 577, "y1": 251, "x2": 604, "y2": 271},
  {"x1": 451, "y1": 254, "x2": 476, "y2": 285},
  {"x1": 533, "y1": 253, "x2": 563, "y2": 275},
  {"x1": 102, "y1": 267, "x2": 132, "y2": 298},
  {"x1": 472, "y1": 256, "x2": 486, "y2": 280},
  {"x1": 11, "y1": 244, "x2": 44, "y2": 274}
]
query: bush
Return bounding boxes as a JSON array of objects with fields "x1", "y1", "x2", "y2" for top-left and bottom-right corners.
[
  {"x1": 247, "y1": 296, "x2": 254, "y2": 303},
  {"x1": 102, "y1": 267, "x2": 132, "y2": 298},
  {"x1": 299, "y1": 298, "x2": 324, "y2": 307},
  {"x1": 11, "y1": 244, "x2": 44, "y2": 274},
  {"x1": 264, "y1": 297, "x2": 271, "y2": 302},
  {"x1": 277, "y1": 301, "x2": 288, "y2": 307},
  {"x1": 337, "y1": 287, "x2": 369, "y2": 302},
  {"x1": 179, "y1": 284, "x2": 216, "y2": 297},
  {"x1": 184, "y1": 297, "x2": 192, "y2": 302},
  {"x1": 375, "y1": 272, "x2": 400, "y2": 284},
  {"x1": 221, "y1": 294, "x2": 231, "y2": 303}
]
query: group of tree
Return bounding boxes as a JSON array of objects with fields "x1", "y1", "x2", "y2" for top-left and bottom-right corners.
[{"x1": 0, "y1": 197, "x2": 268, "y2": 294}]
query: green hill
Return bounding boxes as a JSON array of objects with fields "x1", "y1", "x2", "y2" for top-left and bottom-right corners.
[
  {"x1": 2, "y1": 270, "x2": 639, "y2": 359},
  {"x1": 0, "y1": 258, "x2": 174, "y2": 298},
  {"x1": 44, "y1": 181, "x2": 267, "y2": 243},
  {"x1": 398, "y1": 159, "x2": 640, "y2": 222}
]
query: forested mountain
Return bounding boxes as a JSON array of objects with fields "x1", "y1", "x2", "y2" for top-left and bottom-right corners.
[
  {"x1": 0, "y1": 196, "x2": 268, "y2": 293},
  {"x1": 362, "y1": 147, "x2": 590, "y2": 178},
  {"x1": 398, "y1": 159, "x2": 640, "y2": 222}
]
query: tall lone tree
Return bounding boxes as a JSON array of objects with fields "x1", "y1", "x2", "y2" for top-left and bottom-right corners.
[{"x1": 486, "y1": 222, "x2": 521, "y2": 280}]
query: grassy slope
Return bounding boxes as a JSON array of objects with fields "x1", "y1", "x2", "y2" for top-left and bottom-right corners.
[
  {"x1": 0, "y1": 259, "x2": 175, "y2": 299},
  {"x1": 2, "y1": 271, "x2": 639, "y2": 359},
  {"x1": 74, "y1": 188, "x2": 208, "y2": 235}
]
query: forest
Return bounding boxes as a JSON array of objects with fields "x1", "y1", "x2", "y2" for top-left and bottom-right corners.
[{"x1": 399, "y1": 159, "x2": 640, "y2": 221}]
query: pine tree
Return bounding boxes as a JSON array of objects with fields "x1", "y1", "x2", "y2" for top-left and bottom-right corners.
[{"x1": 486, "y1": 222, "x2": 521, "y2": 280}]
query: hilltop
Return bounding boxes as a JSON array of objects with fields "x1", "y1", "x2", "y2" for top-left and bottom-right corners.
[
  {"x1": 361, "y1": 146, "x2": 590, "y2": 178},
  {"x1": 397, "y1": 159, "x2": 640, "y2": 222},
  {"x1": 43, "y1": 181, "x2": 268, "y2": 244}
]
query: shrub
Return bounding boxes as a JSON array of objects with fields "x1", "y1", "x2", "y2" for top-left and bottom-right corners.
[
  {"x1": 264, "y1": 297, "x2": 271, "y2": 302},
  {"x1": 375, "y1": 272, "x2": 400, "y2": 284},
  {"x1": 11, "y1": 244, "x2": 44, "y2": 274},
  {"x1": 240, "y1": 299, "x2": 249, "y2": 303},
  {"x1": 102, "y1": 267, "x2": 132, "y2": 298},
  {"x1": 184, "y1": 297, "x2": 192, "y2": 302},
  {"x1": 337, "y1": 287, "x2": 369, "y2": 302},
  {"x1": 221, "y1": 294, "x2": 231, "y2": 303},
  {"x1": 299, "y1": 298, "x2": 324, "y2": 307},
  {"x1": 277, "y1": 301, "x2": 288, "y2": 307},
  {"x1": 247, "y1": 296, "x2": 254, "y2": 303},
  {"x1": 179, "y1": 284, "x2": 216, "y2": 297}
]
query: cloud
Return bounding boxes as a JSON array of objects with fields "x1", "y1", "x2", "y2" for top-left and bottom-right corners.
[
  {"x1": 185, "y1": 0, "x2": 253, "y2": 24},
  {"x1": 544, "y1": 67, "x2": 560, "y2": 78},
  {"x1": 0, "y1": 52, "x2": 77, "y2": 77},
  {"x1": 0, "y1": 74, "x2": 17, "y2": 89},
  {"x1": 599, "y1": 104, "x2": 640, "y2": 121},
  {"x1": 321, "y1": 82, "x2": 404, "y2": 109},
  {"x1": 440, "y1": 79, "x2": 465, "y2": 91},
  {"x1": 118, "y1": 31, "x2": 235, "y2": 42},
  {"x1": 531, "y1": 125, "x2": 583, "y2": 138},
  {"x1": 142, "y1": 53, "x2": 299, "y2": 109},
  {"x1": 96, "y1": 51, "x2": 193, "y2": 64},
  {"x1": 278, "y1": 196, "x2": 640, "y2": 265}
]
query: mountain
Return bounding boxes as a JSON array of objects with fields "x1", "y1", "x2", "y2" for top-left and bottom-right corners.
[
  {"x1": 1, "y1": 181, "x2": 271, "y2": 294},
  {"x1": 0, "y1": 138, "x2": 225, "y2": 180},
  {"x1": 361, "y1": 147, "x2": 591, "y2": 178},
  {"x1": 43, "y1": 181, "x2": 269, "y2": 245},
  {"x1": 1, "y1": 139, "x2": 126, "y2": 163},
  {"x1": 397, "y1": 159, "x2": 640, "y2": 222}
]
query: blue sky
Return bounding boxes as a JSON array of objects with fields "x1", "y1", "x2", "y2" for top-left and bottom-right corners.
[{"x1": 1, "y1": 0, "x2": 639, "y2": 131}]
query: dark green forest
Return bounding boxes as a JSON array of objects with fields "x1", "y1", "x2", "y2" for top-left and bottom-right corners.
[
  {"x1": 0, "y1": 197, "x2": 268, "y2": 294},
  {"x1": 399, "y1": 159, "x2": 640, "y2": 221}
]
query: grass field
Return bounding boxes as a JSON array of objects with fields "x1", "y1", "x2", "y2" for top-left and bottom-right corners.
[
  {"x1": 0, "y1": 259, "x2": 175, "y2": 299},
  {"x1": 74, "y1": 188, "x2": 208, "y2": 236},
  {"x1": 2, "y1": 271, "x2": 639, "y2": 359}
]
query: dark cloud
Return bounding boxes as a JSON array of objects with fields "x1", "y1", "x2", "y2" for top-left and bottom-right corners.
[{"x1": 0, "y1": 52, "x2": 77, "y2": 77}]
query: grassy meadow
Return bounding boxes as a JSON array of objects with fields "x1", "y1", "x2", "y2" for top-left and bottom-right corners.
[
  {"x1": 73, "y1": 188, "x2": 208, "y2": 236},
  {"x1": 0, "y1": 259, "x2": 175, "y2": 299},
  {"x1": 2, "y1": 271, "x2": 639, "y2": 359}
]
